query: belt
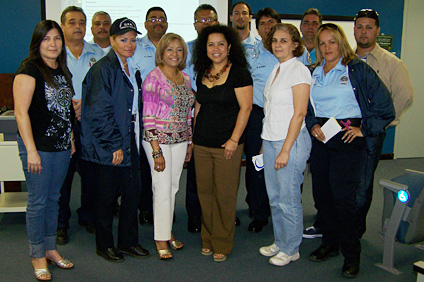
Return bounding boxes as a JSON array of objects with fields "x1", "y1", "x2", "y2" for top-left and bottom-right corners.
[
  {"x1": 131, "y1": 114, "x2": 136, "y2": 122},
  {"x1": 317, "y1": 117, "x2": 361, "y2": 128},
  {"x1": 252, "y1": 104, "x2": 263, "y2": 111}
]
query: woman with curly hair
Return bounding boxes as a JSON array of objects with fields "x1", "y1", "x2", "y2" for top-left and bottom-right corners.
[{"x1": 192, "y1": 24, "x2": 253, "y2": 262}]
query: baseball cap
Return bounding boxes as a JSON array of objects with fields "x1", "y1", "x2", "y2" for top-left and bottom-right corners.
[{"x1": 110, "y1": 17, "x2": 141, "y2": 36}]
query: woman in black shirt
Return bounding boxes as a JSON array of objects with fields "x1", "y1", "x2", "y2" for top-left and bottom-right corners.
[
  {"x1": 14, "y1": 20, "x2": 75, "y2": 281},
  {"x1": 192, "y1": 24, "x2": 253, "y2": 262}
]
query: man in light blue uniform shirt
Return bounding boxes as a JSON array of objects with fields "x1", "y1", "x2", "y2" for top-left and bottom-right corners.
[
  {"x1": 232, "y1": 2, "x2": 279, "y2": 232},
  {"x1": 133, "y1": 7, "x2": 168, "y2": 81},
  {"x1": 298, "y1": 8, "x2": 322, "y2": 66},
  {"x1": 89, "y1": 11, "x2": 112, "y2": 55},
  {"x1": 185, "y1": 5, "x2": 219, "y2": 92},
  {"x1": 184, "y1": 4, "x2": 220, "y2": 233},
  {"x1": 57, "y1": 6, "x2": 104, "y2": 245},
  {"x1": 132, "y1": 6, "x2": 168, "y2": 225}
]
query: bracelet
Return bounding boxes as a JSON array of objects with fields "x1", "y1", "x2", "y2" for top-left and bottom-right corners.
[
  {"x1": 71, "y1": 138, "x2": 76, "y2": 142},
  {"x1": 188, "y1": 141, "x2": 193, "y2": 145},
  {"x1": 230, "y1": 138, "x2": 238, "y2": 144},
  {"x1": 152, "y1": 148, "x2": 163, "y2": 159}
]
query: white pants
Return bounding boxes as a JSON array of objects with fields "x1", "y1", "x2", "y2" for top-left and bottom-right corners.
[{"x1": 142, "y1": 140, "x2": 187, "y2": 240}]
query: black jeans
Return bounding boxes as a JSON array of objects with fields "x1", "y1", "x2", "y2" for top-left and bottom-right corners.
[
  {"x1": 357, "y1": 131, "x2": 386, "y2": 236},
  {"x1": 93, "y1": 126, "x2": 141, "y2": 248},
  {"x1": 244, "y1": 105, "x2": 270, "y2": 221},
  {"x1": 310, "y1": 132, "x2": 366, "y2": 259},
  {"x1": 58, "y1": 121, "x2": 95, "y2": 229},
  {"x1": 185, "y1": 154, "x2": 202, "y2": 223}
]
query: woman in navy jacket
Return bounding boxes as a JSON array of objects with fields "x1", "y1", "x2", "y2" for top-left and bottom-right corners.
[
  {"x1": 305, "y1": 23, "x2": 394, "y2": 278},
  {"x1": 80, "y1": 18, "x2": 149, "y2": 263}
]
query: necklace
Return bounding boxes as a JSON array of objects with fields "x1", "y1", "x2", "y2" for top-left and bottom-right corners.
[{"x1": 204, "y1": 61, "x2": 231, "y2": 82}]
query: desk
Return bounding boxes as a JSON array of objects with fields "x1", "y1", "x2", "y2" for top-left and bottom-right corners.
[{"x1": 0, "y1": 141, "x2": 27, "y2": 212}]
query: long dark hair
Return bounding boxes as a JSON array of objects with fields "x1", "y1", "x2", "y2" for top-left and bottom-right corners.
[
  {"x1": 193, "y1": 24, "x2": 248, "y2": 79},
  {"x1": 22, "y1": 20, "x2": 73, "y2": 91}
]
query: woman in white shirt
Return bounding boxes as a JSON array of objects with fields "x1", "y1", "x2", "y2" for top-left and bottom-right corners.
[{"x1": 258, "y1": 23, "x2": 312, "y2": 267}]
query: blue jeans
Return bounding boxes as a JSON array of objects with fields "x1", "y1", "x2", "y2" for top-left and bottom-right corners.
[
  {"x1": 263, "y1": 127, "x2": 311, "y2": 255},
  {"x1": 17, "y1": 136, "x2": 71, "y2": 258}
]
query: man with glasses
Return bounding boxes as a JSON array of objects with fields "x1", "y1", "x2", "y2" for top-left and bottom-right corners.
[
  {"x1": 242, "y1": 7, "x2": 281, "y2": 233},
  {"x1": 298, "y1": 8, "x2": 322, "y2": 66},
  {"x1": 354, "y1": 8, "x2": 413, "y2": 237},
  {"x1": 133, "y1": 6, "x2": 168, "y2": 226},
  {"x1": 184, "y1": 4, "x2": 219, "y2": 233}
]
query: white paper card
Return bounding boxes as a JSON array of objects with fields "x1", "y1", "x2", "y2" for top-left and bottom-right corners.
[
  {"x1": 321, "y1": 117, "x2": 342, "y2": 143},
  {"x1": 252, "y1": 154, "x2": 264, "y2": 171}
]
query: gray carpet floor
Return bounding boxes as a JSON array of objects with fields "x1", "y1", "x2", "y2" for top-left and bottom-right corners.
[{"x1": 1, "y1": 158, "x2": 423, "y2": 282}]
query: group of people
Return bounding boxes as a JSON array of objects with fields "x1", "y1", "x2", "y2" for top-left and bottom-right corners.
[{"x1": 13, "y1": 1, "x2": 413, "y2": 281}]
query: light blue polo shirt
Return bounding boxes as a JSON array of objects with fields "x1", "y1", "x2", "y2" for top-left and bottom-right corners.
[
  {"x1": 132, "y1": 35, "x2": 157, "y2": 81},
  {"x1": 311, "y1": 58, "x2": 362, "y2": 119},
  {"x1": 66, "y1": 40, "x2": 104, "y2": 100},
  {"x1": 297, "y1": 47, "x2": 316, "y2": 66},
  {"x1": 249, "y1": 41, "x2": 278, "y2": 108},
  {"x1": 88, "y1": 39, "x2": 112, "y2": 55},
  {"x1": 117, "y1": 55, "x2": 140, "y2": 114},
  {"x1": 184, "y1": 39, "x2": 197, "y2": 92},
  {"x1": 243, "y1": 32, "x2": 261, "y2": 67}
]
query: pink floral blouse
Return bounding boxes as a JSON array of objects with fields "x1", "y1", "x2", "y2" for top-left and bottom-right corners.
[{"x1": 142, "y1": 66, "x2": 195, "y2": 144}]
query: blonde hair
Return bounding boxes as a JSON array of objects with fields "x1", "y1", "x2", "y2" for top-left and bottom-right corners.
[
  {"x1": 155, "y1": 33, "x2": 187, "y2": 70},
  {"x1": 314, "y1": 23, "x2": 356, "y2": 66}
]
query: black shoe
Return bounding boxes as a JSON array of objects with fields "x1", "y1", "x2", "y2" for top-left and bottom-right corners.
[
  {"x1": 78, "y1": 220, "x2": 95, "y2": 234},
  {"x1": 56, "y1": 228, "x2": 68, "y2": 245},
  {"x1": 188, "y1": 218, "x2": 201, "y2": 233},
  {"x1": 235, "y1": 217, "x2": 241, "y2": 226},
  {"x1": 342, "y1": 257, "x2": 360, "y2": 278},
  {"x1": 309, "y1": 244, "x2": 339, "y2": 262},
  {"x1": 248, "y1": 220, "x2": 268, "y2": 233},
  {"x1": 118, "y1": 245, "x2": 150, "y2": 258},
  {"x1": 139, "y1": 211, "x2": 153, "y2": 225},
  {"x1": 96, "y1": 247, "x2": 124, "y2": 263}
]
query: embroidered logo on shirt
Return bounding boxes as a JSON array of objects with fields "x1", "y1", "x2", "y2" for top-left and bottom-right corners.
[
  {"x1": 340, "y1": 75, "x2": 349, "y2": 85},
  {"x1": 89, "y1": 57, "x2": 97, "y2": 67}
]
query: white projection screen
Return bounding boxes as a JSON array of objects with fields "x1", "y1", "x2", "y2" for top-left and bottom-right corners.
[{"x1": 45, "y1": 0, "x2": 229, "y2": 42}]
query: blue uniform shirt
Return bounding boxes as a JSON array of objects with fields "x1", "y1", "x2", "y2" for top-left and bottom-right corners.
[
  {"x1": 249, "y1": 41, "x2": 278, "y2": 108},
  {"x1": 132, "y1": 35, "x2": 157, "y2": 81},
  {"x1": 243, "y1": 32, "x2": 261, "y2": 67},
  {"x1": 184, "y1": 39, "x2": 197, "y2": 92},
  {"x1": 311, "y1": 58, "x2": 362, "y2": 119},
  {"x1": 297, "y1": 47, "x2": 316, "y2": 66},
  {"x1": 66, "y1": 40, "x2": 104, "y2": 100},
  {"x1": 117, "y1": 55, "x2": 140, "y2": 114}
]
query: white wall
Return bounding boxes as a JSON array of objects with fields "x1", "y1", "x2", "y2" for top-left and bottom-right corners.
[{"x1": 395, "y1": 0, "x2": 424, "y2": 158}]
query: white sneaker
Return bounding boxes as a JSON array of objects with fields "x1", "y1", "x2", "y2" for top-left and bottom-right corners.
[
  {"x1": 259, "y1": 243, "x2": 280, "y2": 257},
  {"x1": 269, "y1": 251, "x2": 300, "y2": 266}
]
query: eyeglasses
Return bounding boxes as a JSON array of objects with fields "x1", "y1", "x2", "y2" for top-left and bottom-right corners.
[
  {"x1": 318, "y1": 23, "x2": 340, "y2": 32},
  {"x1": 195, "y1": 17, "x2": 217, "y2": 23},
  {"x1": 146, "y1": 17, "x2": 167, "y2": 23}
]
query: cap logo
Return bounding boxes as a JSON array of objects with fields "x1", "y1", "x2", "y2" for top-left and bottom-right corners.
[{"x1": 119, "y1": 19, "x2": 136, "y2": 30}]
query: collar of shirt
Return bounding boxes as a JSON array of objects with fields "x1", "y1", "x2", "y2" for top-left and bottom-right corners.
[
  {"x1": 66, "y1": 40, "x2": 101, "y2": 59},
  {"x1": 139, "y1": 35, "x2": 156, "y2": 50},
  {"x1": 312, "y1": 57, "x2": 346, "y2": 77},
  {"x1": 242, "y1": 32, "x2": 260, "y2": 48}
]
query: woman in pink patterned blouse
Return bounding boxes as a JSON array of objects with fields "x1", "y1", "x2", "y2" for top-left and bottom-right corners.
[{"x1": 142, "y1": 33, "x2": 195, "y2": 260}]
